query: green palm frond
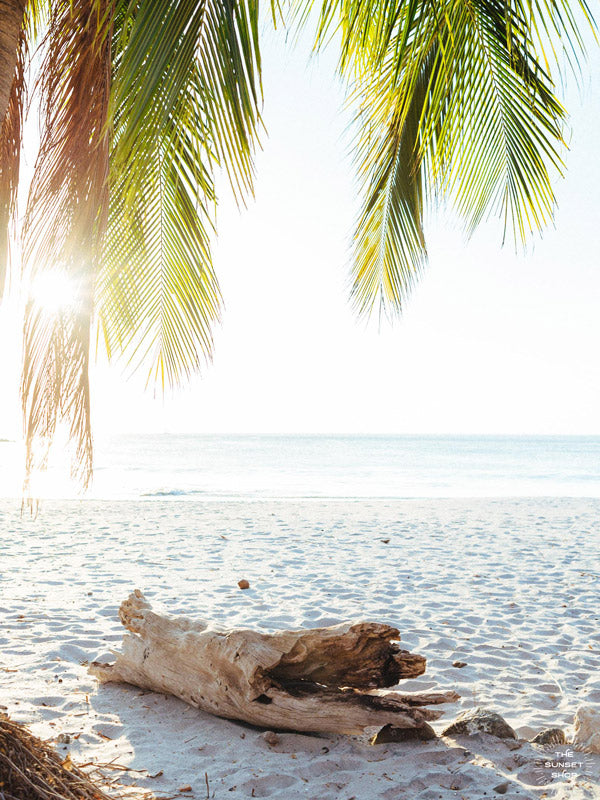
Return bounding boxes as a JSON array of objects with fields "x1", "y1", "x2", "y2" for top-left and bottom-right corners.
[
  {"x1": 302, "y1": 0, "x2": 596, "y2": 318},
  {"x1": 98, "y1": 0, "x2": 262, "y2": 387},
  {"x1": 99, "y1": 63, "x2": 220, "y2": 386},
  {"x1": 6, "y1": 0, "x2": 598, "y2": 494},
  {"x1": 421, "y1": 0, "x2": 566, "y2": 240},
  {"x1": 350, "y1": 50, "x2": 433, "y2": 318}
]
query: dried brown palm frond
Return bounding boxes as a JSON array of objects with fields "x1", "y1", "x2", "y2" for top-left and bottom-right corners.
[
  {"x1": 22, "y1": 0, "x2": 114, "y2": 493},
  {"x1": 0, "y1": 0, "x2": 26, "y2": 123},
  {"x1": 0, "y1": 24, "x2": 27, "y2": 297},
  {"x1": 0, "y1": 712, "x2": 115, "y2": 800}
]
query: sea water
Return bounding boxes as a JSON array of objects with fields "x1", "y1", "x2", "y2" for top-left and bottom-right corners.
[{"x1": 1, "y1": 434, "x2": 598, "y2": 500}]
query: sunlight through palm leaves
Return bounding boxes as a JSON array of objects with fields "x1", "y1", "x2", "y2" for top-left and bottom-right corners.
[
  {"x1": 22, "y1": 0, "x2": 112, "y2": 491},
  {"x1": 0, "y1": 0, "x2": 595, "y2": 488}
]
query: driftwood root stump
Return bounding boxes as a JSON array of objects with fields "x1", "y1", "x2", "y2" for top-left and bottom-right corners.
[{"x1": 90, "y1": 590, "x2": 458, "y2": 735}]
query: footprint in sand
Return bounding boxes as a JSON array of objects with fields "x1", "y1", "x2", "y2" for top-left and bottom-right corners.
[
  {"x1": 31, "y1": 694, "x2": 64, "y2": 706},
  {"x1": 261, "y1": 733, "x2": 333, "y2": 755},
  {"x1": 92, "y1": 722, "x2": 124, "y2": 738},
  {"x1": 239, "y1": 774, "x2": 298, "y2": 797}
]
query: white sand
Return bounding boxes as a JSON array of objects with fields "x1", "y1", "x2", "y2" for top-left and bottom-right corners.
[{"x1": 1, "y1": 497, "x2": 599, "y2": 799}]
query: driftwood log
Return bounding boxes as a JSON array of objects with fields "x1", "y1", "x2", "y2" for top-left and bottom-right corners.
[{"x1": 90, "y1": 590, "x2": 458, "y2": 735}]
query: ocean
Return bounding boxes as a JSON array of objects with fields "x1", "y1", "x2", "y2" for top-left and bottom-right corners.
[{"x1": 1, "y1": 434, "x2": 598, "y2": 500}]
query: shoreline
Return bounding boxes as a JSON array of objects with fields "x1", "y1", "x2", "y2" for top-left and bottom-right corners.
[{"x1": 4, "y1": 493, "x2": 600, "y2": 503}]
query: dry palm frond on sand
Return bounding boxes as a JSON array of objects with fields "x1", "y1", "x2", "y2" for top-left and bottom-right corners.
[{"x1": 0, "y1": 714, "x2": 113, "y2": 800}]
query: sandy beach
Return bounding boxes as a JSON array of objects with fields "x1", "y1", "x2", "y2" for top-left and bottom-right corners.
[{"x1": 1, "y1": 497, "x2": 599, "y2": 799}]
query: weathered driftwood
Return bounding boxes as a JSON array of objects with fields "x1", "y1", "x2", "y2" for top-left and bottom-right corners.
[{"x1": 90, "y1": 590, "x2": 458, "y2": 735}]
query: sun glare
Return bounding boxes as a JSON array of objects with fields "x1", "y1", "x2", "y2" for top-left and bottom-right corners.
[{"x1": 29, "y1": 271, "x2": 79, "y2": 315}]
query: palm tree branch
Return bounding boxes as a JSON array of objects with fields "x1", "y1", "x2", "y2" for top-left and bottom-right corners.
[
  {"x1": 22, "y1": 0, "x2": 112, "y2": 491},
  {"x1": 98, "y1": 0, "x2": 261, "y2": 389}
]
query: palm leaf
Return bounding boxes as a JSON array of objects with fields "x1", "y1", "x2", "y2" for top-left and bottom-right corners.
[
  {"x1": 301, "y1": 0, "x2": 596, "y2": 317},
  {"x1": 22, "y1": 0, "x2": 112, "y2": 490},
  {"x1": 350, "y1": 50, "x2": 434, "y2": 318},
  {"x1": 0, "y1": 0, "x2": 51, "y2": 298},
  {"x1": 98, "y1": 0, "x2": 262, "y2": 387},
  {"x1": 99, "y1": 63, "x2": 220, "y2": 385},
  {"x1": 0, "y1": 24, "x2": 26, "y2": 298}
]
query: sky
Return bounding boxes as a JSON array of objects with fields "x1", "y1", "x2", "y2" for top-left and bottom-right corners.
[{"x1": 1, "y1": 21, "x2": 600, "y2": 440}]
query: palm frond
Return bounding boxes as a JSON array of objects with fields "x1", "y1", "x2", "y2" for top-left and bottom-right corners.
[
  {"x1": 99, "y1": 63, "x2": 221, "y2": 386},
  {"x1": 422, "y1": 0, "x2": 566, "y2": 241},
  {"x1": 98, "y1": 0, "x2": 262, "y2": 387},
  {"x1": 25, "y1": 0, "x2": 52, "y2": 37},
  {"x1": 350, "y1": 50, "x2": 433, "y2": 318},
  {"x1": 0, "y1": 0, "x2": 26, "y2": 120},
  {"x1": 0, "y1": 25, "x2": 27, "y2": 298},
  {"x1": 517, "y1": 0, "x2": 597, "y2": 74},
  {"x1": 301, "y1": 0, "x2": 596, "y2": 318},
  {"x1": 22, "y1": 0, "x2": 113, "y2": 491}
]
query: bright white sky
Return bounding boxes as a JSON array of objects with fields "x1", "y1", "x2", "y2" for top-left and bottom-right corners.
[{"x1": 1, "y1": 24, "x2": 599, "y2": 439}]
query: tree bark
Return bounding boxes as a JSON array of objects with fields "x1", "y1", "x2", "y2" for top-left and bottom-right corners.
[
  {"x1": 90, "y1": 591, "x2": 459, "y2": 736},
  {"x1": 0, "y1": 0, "x2": 25, "y2": 126}
]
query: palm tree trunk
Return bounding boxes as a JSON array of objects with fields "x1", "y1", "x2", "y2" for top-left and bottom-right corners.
[{"x1": 0, "y1": 0, "x2": 26, "y2": 125}]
